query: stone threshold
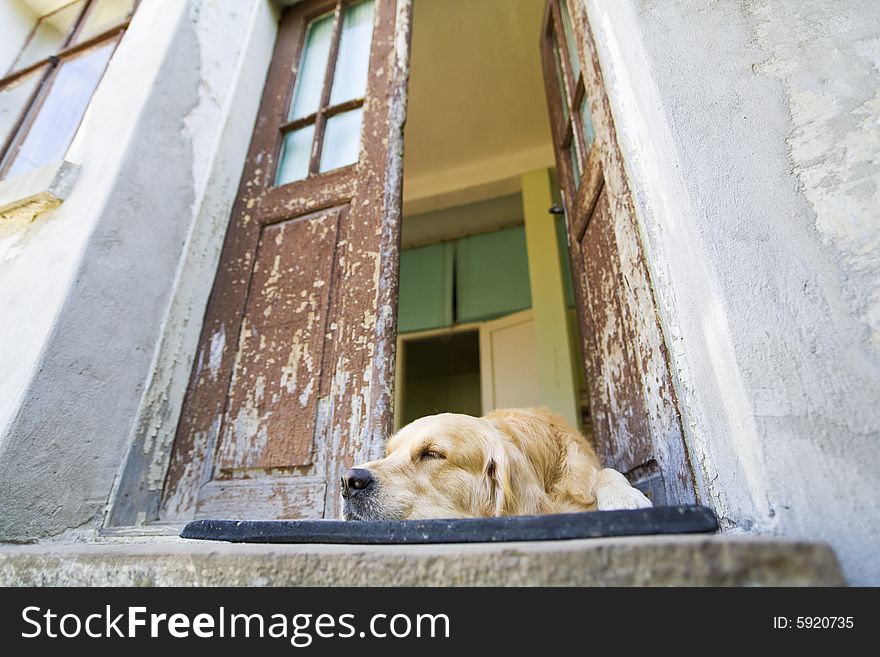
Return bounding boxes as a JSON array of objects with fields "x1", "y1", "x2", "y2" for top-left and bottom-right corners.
[{"x1": 0, "y1": 534, "x2": 844, "y2": 586}]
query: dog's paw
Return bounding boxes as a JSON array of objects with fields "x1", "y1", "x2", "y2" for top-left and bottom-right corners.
[{"x1": 596, "y1": 485, "x2": 653, "y2": 510}]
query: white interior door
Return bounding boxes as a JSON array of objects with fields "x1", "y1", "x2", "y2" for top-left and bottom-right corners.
[{"x1": 479, "y1": 309, "x2": 540, "y2": 412}]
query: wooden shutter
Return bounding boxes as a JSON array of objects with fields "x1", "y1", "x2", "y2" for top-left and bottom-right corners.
[
  {"x1": 161, "y1": 0, "x2": 412, "y2": 521},
  {"x1": 540, "y1": 0, "x2": 696, "y2": 505}
]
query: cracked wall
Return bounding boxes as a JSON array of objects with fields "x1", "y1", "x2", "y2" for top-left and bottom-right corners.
[
  {"x1": 0, "y1": 0, "x2": 275, "y2": 539},
  {"x1": 585, "y1": 0, "x2": 880, "y2": 584}
]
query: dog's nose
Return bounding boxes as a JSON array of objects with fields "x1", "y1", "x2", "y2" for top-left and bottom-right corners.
[{"x1": 342, "y1": 468, "x2": 374, "y2": 497}]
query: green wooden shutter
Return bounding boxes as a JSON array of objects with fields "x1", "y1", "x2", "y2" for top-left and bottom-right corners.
[
  {"x1": 456, "y1": 226, "x2": 532, "y2": 322},
  {"x1": 397, "y1": 242, "x2": 454, "y2": 333}
]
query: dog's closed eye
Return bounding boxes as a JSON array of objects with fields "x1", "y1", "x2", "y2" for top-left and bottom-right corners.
[{"x1": 419, "y1": 449, "x2": 445, "y2": 461}]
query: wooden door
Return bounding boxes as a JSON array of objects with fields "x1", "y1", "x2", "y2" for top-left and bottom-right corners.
[
  {"x1": 540, "y1": 0, "x2": 696, "y2": 505},
  {"x1": 160, "y1": 0, "x2": 412, "y2": 521},
  {"x1": 479, "y1": 310, "x2": 540, "y2": 412}
]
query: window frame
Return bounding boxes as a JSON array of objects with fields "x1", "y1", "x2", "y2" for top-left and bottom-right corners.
[
  {"x1": 0, "y1": 0, "x2": 137, "y2": 180},
  {"x1": 540, "y1": 0, "x2": 603, "y2": 240},
  {"x1": 542, "y1": 0, "x2": 594, "y2": 195},
  {"x1": 274, "y1": 0, "x2": 375, "y2": 187}
]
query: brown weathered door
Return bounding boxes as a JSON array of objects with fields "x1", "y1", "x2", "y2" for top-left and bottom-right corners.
[
  {"x1": 161, "y1": 0, "x2": 411, "y2": 521},
  {"x1": 540, "y1": 0, "x2": 695, "y2": 505}
]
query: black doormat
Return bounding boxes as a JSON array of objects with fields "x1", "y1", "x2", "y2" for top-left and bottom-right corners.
[{"x1": 180, "y1": 506, "x2": 717, "y2": 544}]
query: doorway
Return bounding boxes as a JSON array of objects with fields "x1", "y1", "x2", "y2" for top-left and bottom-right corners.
[
  {"x1": 397, "y1": 0, "x2": 583, "y2": 431},
  {"x1": 138, "y1": 0, "x2": 694, "y2": 526},
  {"x1": 396, "y1": 328, "x2": 481, "y2": 427}
]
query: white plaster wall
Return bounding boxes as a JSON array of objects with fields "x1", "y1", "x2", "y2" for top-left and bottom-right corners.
[
  {"x1": 0, "y1": 0, "x2": 276, "y2": 539},
  {"x1": 585, "y1": 0, "x2": 880, "y2": 584},
  {"x1": 0, "y1": 1, "x2": 37, "y2": 73},
  {"x1": 108, "y1": 0, "x2": 280, "y2": 526}
]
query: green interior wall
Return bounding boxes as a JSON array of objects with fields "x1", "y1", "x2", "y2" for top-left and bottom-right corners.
[{"x1": 555, "y1": 216, "x2": 576, "y2": 308}]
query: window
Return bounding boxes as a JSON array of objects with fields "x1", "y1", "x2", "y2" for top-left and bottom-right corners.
[
  {"x1": 0, "y1": 0, "x2": 136, "y2": 181},
  {"x1": 544, "y1": 0, "x2": 594, "y2": 190},
  {"x1": 275, "y1": 0, "x2": 375, "y2": 186}
]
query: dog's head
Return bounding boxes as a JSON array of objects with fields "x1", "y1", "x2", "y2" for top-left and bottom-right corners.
[{"x1": 341, "y1": 412, "x2": 539, "y2": 521}]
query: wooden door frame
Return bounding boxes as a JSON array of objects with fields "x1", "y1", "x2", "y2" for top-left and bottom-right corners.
[{"x1": 541, "y1": 0, "x2": 697, "y2": 504}]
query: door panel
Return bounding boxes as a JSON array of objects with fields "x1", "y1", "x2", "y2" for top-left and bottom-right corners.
[
  {"x1": 195, "y1": 478, "x2": 326, "y2": 520},
  {"x1": 161, "y1": 0, "x2": 412, "y2": 521},
  {"x1": 541, "y1": 0, "x2": 695, "y2": 504},
  {"x1": 479, "y1": 310, "x2": 540, "y2": 412},
  {"x1": 578, "y1": 189, "x2": 652, "y2": 472},
  {"x1": 215, "y1": 209, "x2": 340, "y2": 472}
]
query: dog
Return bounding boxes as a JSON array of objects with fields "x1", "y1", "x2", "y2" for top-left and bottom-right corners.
[{"x1": 341, "y1": 407, "x2": 652, "y2": 521}]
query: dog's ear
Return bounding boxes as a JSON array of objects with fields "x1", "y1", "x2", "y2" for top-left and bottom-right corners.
[
  {"x1": 482, "y1": 434, "x2": 543, "y2": 517},
  {"x1": 482, "y1": 449, "x2": 506, "y2": 517}
]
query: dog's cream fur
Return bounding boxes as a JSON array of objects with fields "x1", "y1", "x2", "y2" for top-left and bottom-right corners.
[{"x1": 342, "y1": 407, "x2": 651, "y2": 521}]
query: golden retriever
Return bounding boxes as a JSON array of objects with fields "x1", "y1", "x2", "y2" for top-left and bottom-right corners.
[{"x1": 341, "y1": 407, "x2": 652, "y2": 521}]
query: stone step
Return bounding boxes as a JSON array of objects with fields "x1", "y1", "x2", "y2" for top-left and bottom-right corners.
[{"x1": 0, "y1": 535, "x2": 845, "y2": 586}]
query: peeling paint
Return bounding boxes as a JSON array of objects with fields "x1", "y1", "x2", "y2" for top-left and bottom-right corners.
[
  {"x1": 552, "y1": 2, "x2": 695, "y2": 506},
  {"x1": 750, "y1": 3, "x2": 880, "y2": 348},
  {"x1": 585, "y1": 0, "x2": 880, "y2": 583},
  {"x1": 207, "y1": 326, "x2": 225, "y2": 380},
  {"x1": 104, "y1": 0, "x2": 277, "y2": 527},
  {"x1": 156, "y1": 0, "x2": 408, "y2": 522}
]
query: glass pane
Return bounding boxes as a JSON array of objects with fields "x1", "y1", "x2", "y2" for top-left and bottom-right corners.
[
  {"x1": 559, "y1": 0, "x2": 581, "y2": 82},
  {"x1": 580, "y1": 94, "x2": 595, "y2": 149},
  {"x1": 552, "y1": 34, "x2": 569, "y2": 124},
  {"x1": 74, "y1": 0, "x2": 135, "y2": 44},
  {"x1": 568, "y1": 135, "x2": 581, "y2": 188},
  {"x1": 11, "y1": 1, "x2": 85, "y2": 73},
  {"x1": 275, "y1": 124, "x2": 315, "y2": 185},
  {"x1": 319, "y1": 107, "x2": 363, "y2": 172},
  {"x1": 0, "y1": 69, "x2": 44, "y2": 148},
  {"x1": 329, "y1": 0, "x2": 374, "y2": 105},
  {"x1": 4, "y1": 41, "x2": 115, "y2": 180},
  {"x1": 287, "y1": 12, "x2": 334, "y2": 121}
]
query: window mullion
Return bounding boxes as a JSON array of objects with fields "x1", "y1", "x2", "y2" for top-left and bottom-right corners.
[
  {"x1": 65, "y1": 0, "x2": 100, "y2": 48},
  {"x1": 324, "y1": 96, "x2": 364, "y2": 118},
  {"x1": 280, "y1": 111, "x2": 320, "y2": 134},
  {"x1": 549, "y1": 1, "x2": 577, "y2": 118},
  {"x1": 309, "y1": 1, "x2": 345, "y2": 175},
  {"x1": 0, "y1": 76, "x2": 43, "y2": 164},
  {"x1": 5, "y1": 16, "x2": 41, "y2": 77},
  {"x1": 56, "y1": 24, "x2": 130, "y2": 63},
  {"x1": 570, "y1": 77, "x2": 588, "y2": 167},
  {"x1": 572, "y1": 78, "x2": 585, "y2": 112},
  {"x1": 0, "y1": 61, "x2": 61, "y2": 176}
]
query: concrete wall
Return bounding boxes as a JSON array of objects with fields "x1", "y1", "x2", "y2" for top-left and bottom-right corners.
[
  {"x1": 0, "y1": 1, "x2": 38, "y2": 73},
  {"x1": 584, "y1": 0, "x2": 880, "y2": 584},
  {"x1": 0, "y1": 0, "x2": 276, "y2": 539}
]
